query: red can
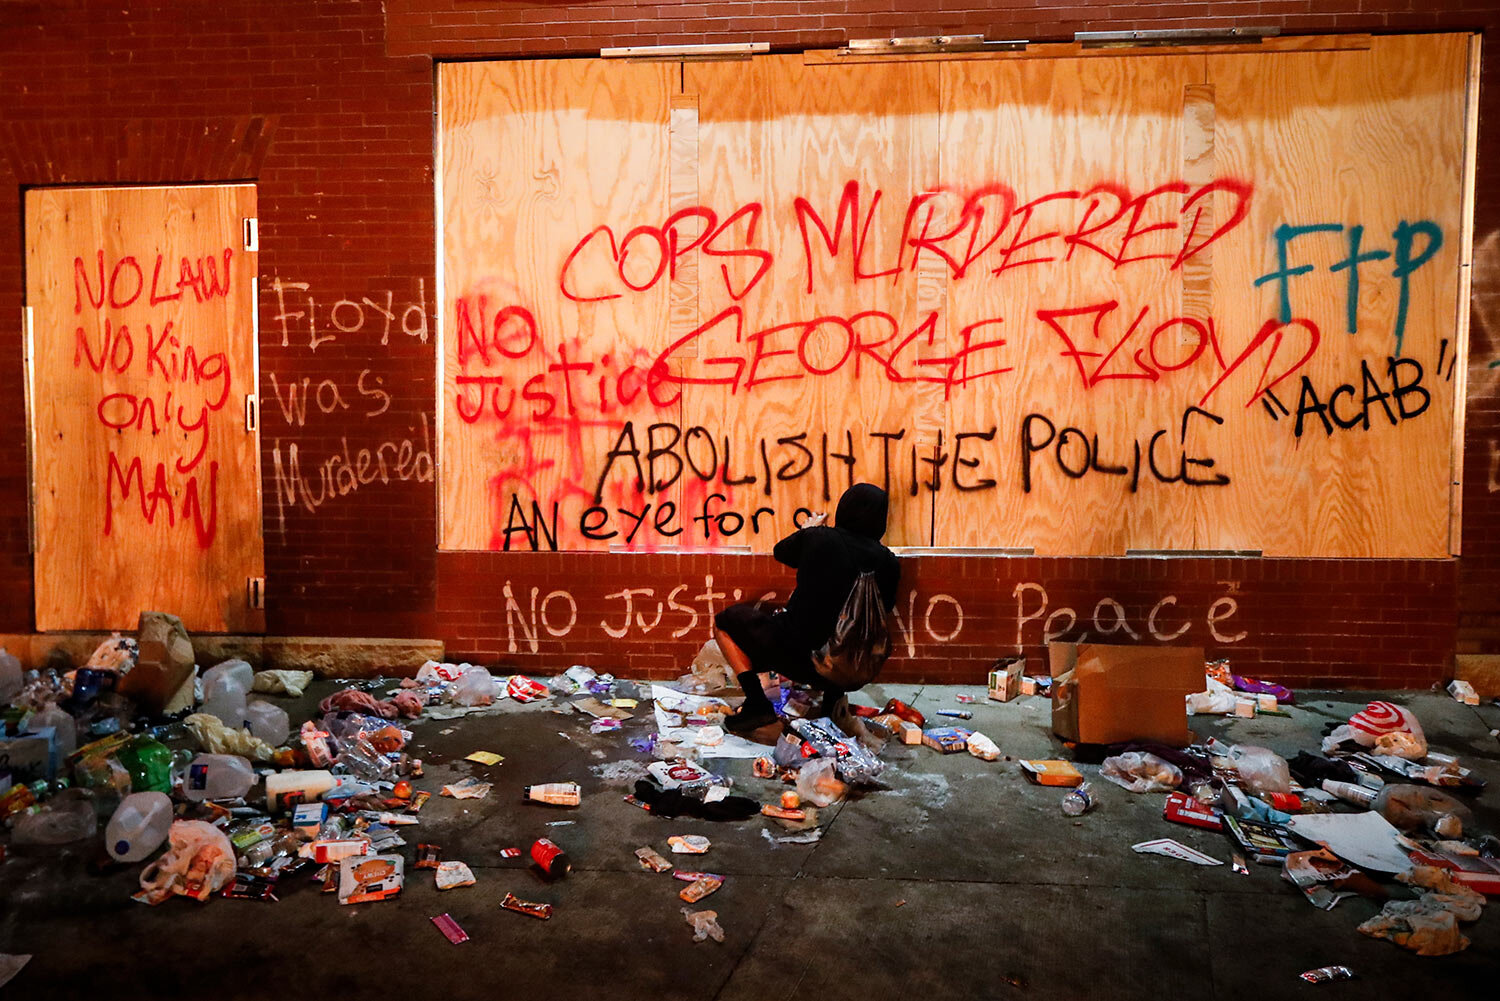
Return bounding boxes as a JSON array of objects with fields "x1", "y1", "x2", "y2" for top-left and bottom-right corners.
[
  {"x1": 530, "y1": 838, "x2": 571, "y2": 878},
  {"x1": 1265, "y1": 791, "x2": 1302, "y2": 812}
]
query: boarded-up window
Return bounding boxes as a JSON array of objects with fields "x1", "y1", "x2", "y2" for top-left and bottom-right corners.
[{"x1": 438, "y1": 34, "x2": 1475, "y2": 557}]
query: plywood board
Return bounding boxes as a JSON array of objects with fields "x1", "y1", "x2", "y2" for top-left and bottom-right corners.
[
  {"x1": 437, "y1": 34, "x2": 1473, "y2": 558},
  {"x1": 439, "y1": 59, "x2": 680, "y2": 552},
  {"x1": 27, "y1": 184, "x2": 264, "y2": 631}
]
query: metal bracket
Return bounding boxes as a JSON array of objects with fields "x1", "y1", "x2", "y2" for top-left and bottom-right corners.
[
  {"x1": 243, "y1": 217, "x2": 258, "y2": 252},
  {"x1": 1076, "y1": 27, "x2": 1277, "y2": 48},
  {"x1": 247, "y1": 576, "x2": 265, "y2": 610},
  {"x1": 245, "y1": 394, "x2": 258, "y2": 432},
  {"x1": 840, "y1": 35, "x2": 1026, "y2": 56}
]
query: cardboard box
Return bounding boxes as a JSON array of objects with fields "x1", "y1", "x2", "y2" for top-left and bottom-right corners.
[
  {"x1": 987, "y1": 657, "x2": 1024, "y2": 703},
  {"x1": 1049, "y1": 642, "x2": 1202, "y2": 747}
]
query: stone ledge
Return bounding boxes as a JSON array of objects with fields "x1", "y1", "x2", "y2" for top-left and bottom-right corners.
[{"x1": 0, "y1": 633, "x2": 444, "y2": 678}]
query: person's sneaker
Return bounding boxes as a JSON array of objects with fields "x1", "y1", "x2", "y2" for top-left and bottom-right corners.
[{"x1": 724, "y1": 708, "x2": 778, "y2": 735}]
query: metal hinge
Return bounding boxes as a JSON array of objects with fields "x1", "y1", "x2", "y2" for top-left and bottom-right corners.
[
  {"x1": 247, "y1": 576, "x2": 265, "y2": 609},
  {"x1": 243, "y1": 217, "x2": 258, "y2": 252},
  {"x1": 245, "y1": 394, "x2": 258, "y2": 431}
]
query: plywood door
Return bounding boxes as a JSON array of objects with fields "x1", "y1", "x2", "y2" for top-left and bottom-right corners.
[{"x1": 26, "y1": 184, "x2": 264, "y2": 632}]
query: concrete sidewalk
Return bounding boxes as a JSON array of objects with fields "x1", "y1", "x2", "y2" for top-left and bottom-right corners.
[{"x1": 1, "y1": 682, "x2": 1496, "y2": 1000}]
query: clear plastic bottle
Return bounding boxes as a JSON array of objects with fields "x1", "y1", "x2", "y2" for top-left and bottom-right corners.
[
  {"x1": 105, "y1": 791, "x2": 173, "y2": 861},
  {"x1": 1061, "y1": 781, "x2": 1094, "y2": 817},
  {"x1": 183, "y1": 753, "x2": 256, "y2": 801},
  {"x1": 244, "y1": 700, "x2": 290, "y2": 746}
]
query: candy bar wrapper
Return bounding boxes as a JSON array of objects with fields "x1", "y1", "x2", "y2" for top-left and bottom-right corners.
[
  {"x1": 415, "y1": 843, "x2": 442, "y2": 869},
  {"x1": 406, "y1": 791, "x2": 431, "y2": 813},
  {"x1": 431, "y1": 913, "x2": 469, "y2": 945},
  {"x1": 679, "y1": 876, "x2": 724, "y2": 903},
  {"x1": 635, "y1": 846, "x2": 672, "y2": 872},
  {"x1": 501, "y1": 891, "x2": 553, "y2": 920},
  {"x1": 668, "y1": 835, "x2": 711, "y2": 854}
]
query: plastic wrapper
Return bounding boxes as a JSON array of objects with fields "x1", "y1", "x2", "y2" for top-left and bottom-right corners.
[
  {"x1": 1227, "y1": 744, "x2": 1292, "y2": 796},
  {"x1": 183, "y1": 713, "x2": 275, "y2": 761},
  {"x1": 251, "y1": 669, "x2": 314, "y2": 697},
  {"x1": 787, "y1": 717, "x2": 885, "y2": 785},
  {"x1": 84, "y1": 632, "x2": 138, "y2": 673},
  {"x1": 12, "y1": 789, "x2": 96, "y2": 845},
  {"x1": 966, "y1": 731, "x2": 1001, "y2": 761},
  {"x1": 1100, "y1": 752, "x2": 1183, "y2": 794},
  {"x1": 682, "y1": 907, "x2": 724, "y2": 943},
  {"x1": 450, "y1": 666, "x2": 495, "y2": 707},
  {"x1": 138, "y1": 820, "x2": 237, "y2": 904},
  {"x1": 323, "y1": 713, "x2": 407, "y2": 753},
  {"x1": 795, "y1": 758, "x2": 847, "y2": 807},
  {"x1": 507, "y1": 674, "x2": 550, "y2": 703},
  {"x1": 677, "y1": 640, "x2": 735, "y2": 695},
  {"x1": 1374, "y1": 784, "x2": 1473, "y2": 837}
]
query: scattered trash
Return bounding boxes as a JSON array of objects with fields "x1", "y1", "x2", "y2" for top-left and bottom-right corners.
[
  {"x1": 1299, "y1": 966, "x2": 1354, "y2": 985},
  {"x1": 668, "y1": 835, "x2": 711, "y2": 854},
  {"x1": 506, "y1": 675, "x2": 550, "y2": 703},
  {"x1": 1323, "y1": 701, "x2": 1427, "y2": 760},
  {"x1": 464, "y1": 750, "x2": 504, "y2": 765},
  {"x1": 431, "y1": 912, "x2": 469, "y2": 944},
  {"x1": 530, "y1": 838, "x2": 571, "y2": 877},
  {"x1": 1131, "y1": 838, "x2": 1223, "y2": 866},
  {"x1": 636, "y1": 846, "x2": 672, "y2": 872},
  {"x1": 1447, "y1": 679, "x2": 1479, "y2": 706},
  {"x1": 936, "y1": 709, "x2": 972, "y2": 720},
  {"x1": 501, "y1": 892, "x2": 553, "y2": 920},
  {"x1": 524, "y1": 782, "x2": 581, "y2": 807},
  {"x1": 679, "y1": 875, "x2": 723, "y2": 902},
  {"x1": 921, "y1": 726, "x2": 971, "y2": 753},
  {"x1": 136, "y1": 821, "x2": 237, "y2": 904},
  {"x1": 1060, "y1": 782, "x2": 1094, "y2": 817},
  {"x1": 966, "y1": 731, "x2": 1000, "y2": 761},
  {"x1": 415, "y1": 843, "x2": 442, "y2": 869},
  {"x1": 1162, "y1": 792, "x2": 1221, "y2": 832},
  {"x1": 682, "y1": 907, "x2": 724, "y2": 943},
  {"x1": 1020, "y1": 760, "x2": 1083, "y2": 787},
  {"x1": 1101, "y1": 752, "x2": 1183, "y2": 794},
  {"x1": 435, "y1": 860, "x2": 476, "y2": 889},
  {"x1": 441, "y1": 778, "x2": 492, "y2": 800}
]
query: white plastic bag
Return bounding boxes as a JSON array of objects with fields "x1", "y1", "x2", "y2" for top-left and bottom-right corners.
[
  {"x1": 138, "y1": 820, "x2": 236, "y2": 903},
  {"x1": 1100, "y1": 751, "x2": 1182, "y2": 794},
  {"x1": 1324, "y1": 701, "x2": 1427, "y2": 759},
  {"x1": 450, "y1": 666, "x2": 495, "y2": 707}
]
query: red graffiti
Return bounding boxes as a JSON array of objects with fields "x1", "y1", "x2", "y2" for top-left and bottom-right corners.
[
  {"x1": 105, "y1": 452, "x2": 219, "y2": 548},
  {"x1": 73, "y1": 248, "x2": 234, "y2": 313}
]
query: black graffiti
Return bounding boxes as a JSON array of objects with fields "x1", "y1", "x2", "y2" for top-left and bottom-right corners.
[
  {"x1": 1275, "y1": 356, "x2": 1431, "y2": 438},
  {"x1": 1021, "y1": 406, "x2": 1230, "y2": 493}
]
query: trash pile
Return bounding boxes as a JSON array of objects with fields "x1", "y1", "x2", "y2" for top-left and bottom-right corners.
[
  {"x1": 2, "y1": 620, "x2": 1495, "y2": 972},
  {"x1": 1084, "y1": 696, "x2": 1495, "y2": 958}
]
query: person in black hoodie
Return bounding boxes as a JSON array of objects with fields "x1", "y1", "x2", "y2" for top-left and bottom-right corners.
[{"x1": 715, "y1": 483, "x2": 901, "y2": 734}]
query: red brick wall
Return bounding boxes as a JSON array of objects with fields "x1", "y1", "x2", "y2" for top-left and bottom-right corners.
[{"x1": 0, "y1": 0, "x2": 1490, "y2": 687}]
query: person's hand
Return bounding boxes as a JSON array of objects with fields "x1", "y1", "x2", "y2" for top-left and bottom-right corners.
[{"x1": 802, "y1": 511, "x2": 827, "y2": 528}]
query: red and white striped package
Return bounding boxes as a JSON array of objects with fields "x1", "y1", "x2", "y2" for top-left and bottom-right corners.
[{"x1": 1347, "y1": 701, "x2": 1425, "y2": 747}]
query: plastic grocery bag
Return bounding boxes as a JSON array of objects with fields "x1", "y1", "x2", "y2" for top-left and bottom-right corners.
[
  {"x1": 1100, "y1": 751, "x2": 1183, "y2": 794},
  {"x1": 787, "y1": 717, "x2": 884, "y2": 784},
  {"x1": 795, "y1": 758, "x2": 848, "y2": 807},
  {"x1": 1323, "y1": 701, "x2": 1427, "y2": 759},
  {"x1": 137, "y1": 821, "x2": 236, "y2": 904},
  {"x1": 451, "y1": 666, "x2": 495, "y2": 707}
]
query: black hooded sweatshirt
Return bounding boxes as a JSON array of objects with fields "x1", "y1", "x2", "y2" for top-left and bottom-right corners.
[{"x1": 771, "y1": 483, "x2": 901, "y2": 654}]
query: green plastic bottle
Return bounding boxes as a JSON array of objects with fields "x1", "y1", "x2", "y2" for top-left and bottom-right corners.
[{"x1": 118, "y1": 735, "x2": 172, "y2": 793}]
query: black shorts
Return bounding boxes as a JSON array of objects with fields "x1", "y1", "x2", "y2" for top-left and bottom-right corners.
[{"x1": 714, "y1": 602, "x2": 819, "y2": 685}]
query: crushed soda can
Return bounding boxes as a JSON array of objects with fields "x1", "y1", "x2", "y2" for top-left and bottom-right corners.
[
  {"x1": 679, "y1": 876, "x2": 724, "y2": 903},
  {"x1": 636, "y1": 846, "x2": 672, "y2": 872},
  {"x1": 500, "y1": 891, "x2": 553, "y2": 920},
  {"x1": 431, "y1": 912, "x2": 469, "y2": 944},
  {"x1": 1299, "y1": 966, "x2": 1354, "y2": 984}
]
